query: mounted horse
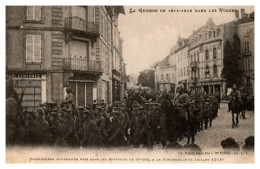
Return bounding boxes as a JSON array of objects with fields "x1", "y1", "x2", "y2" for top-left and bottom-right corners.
[
  {"x1": 165, "y1": 85, "x2": 198, "y2": 145},
  {"x1": 229, "y1": 88, "x2": 242, "y2": 128}
]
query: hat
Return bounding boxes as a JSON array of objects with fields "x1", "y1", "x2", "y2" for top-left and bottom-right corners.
[
  {"x1": 64, "y1": 109, "x2": 71, "y2": 113},
  {"x1": 96, "y1": 106, "x2": 101, "y2": 110},
  {"x1": 36, "y1": 109, "x2": 44, "y2": 116},
  {"x1": 82, "y1": 110, "x2": 90, "y2": 114},
  {"x1": 85, "y1": 105, "x2": 91, "y2": 110},
  {"x1": 205, "y1": 98, "x2": 210, "y2": 102},
  {"x1": 177, "y1": 83, "x2": 184, "y2": 89},
  {"x1": 136, "y1": 106, "x2": 143, "y2": 110},
  {"x1": 77, "y1": 106, "x2": 84, "y2": 110},
  {"x1": 113, "y1": 111, "x2": 120, "y2": 115},
  {"x1": 52, "y1": 108, "x2": 58, "y2": 112},
  {"x1": 49, "y1": 112, "x2": 58, "y2": 118}
]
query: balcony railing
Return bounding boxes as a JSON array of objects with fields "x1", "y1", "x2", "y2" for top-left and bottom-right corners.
[
  {"x1": 65, "y1": 16, "x2": 99, "y2": 34},
  {"x1": 190, "y1": 62, "x2": 198, "y2": 68},
  {"x1": 191, "y1": 77, "x2": 198, "y2": 83},
  {"x1": 64, "y1": 58, "x2": 103, "y2": 72}
]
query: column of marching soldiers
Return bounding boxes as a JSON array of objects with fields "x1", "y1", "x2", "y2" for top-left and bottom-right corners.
[{"x1": 8, "y1": 84, "x2": 223, "y2": 149}]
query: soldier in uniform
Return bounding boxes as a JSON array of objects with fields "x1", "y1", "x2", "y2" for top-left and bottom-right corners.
[
  {"x1": 62, "y1": 87, "x2": 74, "y2": 114},
  {"x1": 149, "y1": 106, "x2": 162, "y2": 146},
  {"x1": 203, "y1": 98, "x2": 212, "y2": 129},
  {"x1": 61, "y1": 110, "x2": 79, "y2": 148},
  {"x1": 75, "y1": 106, "x2": 84, "y2": 135},
  {"x1": 47, "y1": 112, "x2": 66, "y2": 147},
  {"x1": 215, "y1": 88, "x2": 221, "y2": 108},
  {"x1": 108, "y1": 110, "x2": 126, "y2": 147},
  {"x1": 34, "y1": 108, "x2": 49, "y2": 145},
  {"x1": 79, "y1": 110, "x2": 99, "y2": 148},
  {"x1": 132, "y1": 107, "x2": 149, "y2": 148},
  {"x1": 174, "y1": 84, "x2": 190, "y2": 141}
]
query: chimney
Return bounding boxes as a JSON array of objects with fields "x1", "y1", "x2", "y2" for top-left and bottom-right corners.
[
  {"x1": 241, "y1": 9, "x2": 245, "y2": 19},
  {"x1": 235, "y1": 10, "x2": 239, "y2": 20}
]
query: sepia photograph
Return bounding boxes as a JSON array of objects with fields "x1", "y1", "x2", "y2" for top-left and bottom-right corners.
[{"x1": 5, "y1": 5, "x2": 255, "y2": 163}]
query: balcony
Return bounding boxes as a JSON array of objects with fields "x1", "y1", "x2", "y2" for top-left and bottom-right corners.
[
  {"x1": 64, "y1": 16, "x2": 99, "y2": 40},
  {"x1": 64, "y1": 58, "x2": 103, "y2": 73},
  {"x1": 191, "y1": 77, "x2": 198, "y2": 83},
  {"x1": 190, "y1": 62, "x2": 198, "y2": 68}
]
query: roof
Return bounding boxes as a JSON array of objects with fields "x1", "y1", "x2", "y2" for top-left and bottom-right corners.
[{"x1": 237, "y1": 11, "x2": 254, "y2": 24}]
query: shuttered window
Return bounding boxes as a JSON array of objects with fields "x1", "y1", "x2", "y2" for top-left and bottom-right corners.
[
  {"x1": 26, "y1": 35, "x2": 42, "y2": 62},
  {"x1": 27, "y1": 6, "x2": 42, "y2": 20}
]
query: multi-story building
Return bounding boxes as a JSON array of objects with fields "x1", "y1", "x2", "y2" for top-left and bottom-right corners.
[
  {"x1": 119, "y1": 37, "x2": 127, "y2": 100},
  {"x1": 188, "y1": 18, "x2": 236, "y2": 98},
  {"x1": 6, "y1": 6, "x2": 125, "y2": 109},
  {"x1": 154, "y1": 49, "x2": 177, "y2": 93},
  {"x1": 174, "y1": 37, "x2": 189, "y2": 90},
  {"x1": 236, "y1": 9, "x2": 254, "y2": 93}
]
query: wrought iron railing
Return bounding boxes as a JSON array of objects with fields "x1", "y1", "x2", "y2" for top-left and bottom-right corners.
[
  {"x1": 65, "y1": 16, "x2": 99, "y2": 34},
  {"x1": 190, "y1": 61, "x2": 198, "y2": 67},
  {"x1": 64, "y1": 57, "x2": 103, "y2": 72},
  {"x1": 191, "y1": 77, "x2": 198, "y2": 82}
]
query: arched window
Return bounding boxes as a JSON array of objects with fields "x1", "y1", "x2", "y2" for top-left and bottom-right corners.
[
  {"x1": 213, "y1": 47, "x2": 217, "y2": 59},
  {"x1": 205, "y1": 65, "x2": 210, "y2": 78},
  {"x1": 205, "y1": 49, "x2": 209, "y2": 60},
  {"x1": 214, "y1": 64, "x2": 218, "y2": 77}
]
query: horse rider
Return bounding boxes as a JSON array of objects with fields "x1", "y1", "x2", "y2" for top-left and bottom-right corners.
[
  {"x1": 174, "y1": 83, "x2": 191, "y2": 141},
  {"x1": 62, "y1": 87, "x2": 74, "y2": 114}
]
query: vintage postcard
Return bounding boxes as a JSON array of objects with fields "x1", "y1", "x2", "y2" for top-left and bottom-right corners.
[{"x1": 6, "y1": 6, "x2": 254, "y2": 163}]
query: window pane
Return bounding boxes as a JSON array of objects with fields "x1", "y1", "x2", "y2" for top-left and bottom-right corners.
[
  {"x1": 34, "y1": 45, "x2": 41, "y2": 62},
  {"x1": 26, "y1": 35, "x2": 33, "y2": 62},
  {"x1": 34, "y1": 6, "x2": 41, "y2": 20},
  {"x1": 27, "y1": 6, "x2": 33, "y2": 20}
]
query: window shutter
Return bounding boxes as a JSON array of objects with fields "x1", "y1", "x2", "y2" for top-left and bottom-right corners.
[
  {"x1": 27, "y1": 6, "x2": 34, "y2": 20},
  {"x1": 34, "y1": 35, "x2": 42, "y2": 62},
  {"x1": 34, "y1": 6, "x2": 42, "y2": 20},
  {"x1": 26, "y1": 35, "x2": 33, "y2": 62}
]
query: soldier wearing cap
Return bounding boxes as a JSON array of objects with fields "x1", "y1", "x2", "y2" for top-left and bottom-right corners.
[
  {"x1": 174, "y1": 83, "x2": 191, "y2": 141},
  {"x1": 34, "y1": 108, "x2": 49, "y2": 145},
  {"x1": 149, "y1": 106, "x2": 162, "y2": 146},
  {"x1": 48, "y1": 112, "x2": 64, "y2": 146},
  {"x1": 203, "y1": 98, "x2": 212, "y2": 129},
  {"x1": 107, "y1": 111, "x2": 126, "y2": 147},
  {"x1": 61, "y1": 109, "x2": 79, "y2": 147},
  {"x1": 132, "y1": 107, "x2": 149, "y2": 147},
  {"x1": 75, "y1": 106, "x2": 84, "y2": 133},
  {"x1": 80, "y1": 110, "x2": 99, "y2": 148}
]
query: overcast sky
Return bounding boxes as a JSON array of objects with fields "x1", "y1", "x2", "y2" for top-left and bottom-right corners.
[{"x1": 118, "y1": 6, "x2": 254, "y2": 76}]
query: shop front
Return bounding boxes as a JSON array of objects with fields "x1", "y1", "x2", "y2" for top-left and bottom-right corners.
[
  {"x1": 66, "y1": 73, "x2": 99, "y2": 107},
  {"x1": 7, "y1": 71, "x2": 47, "y2": 110}
]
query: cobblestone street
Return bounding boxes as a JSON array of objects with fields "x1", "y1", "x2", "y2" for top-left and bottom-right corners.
[{"x1": 178, "y1": 103, "x2": 254, "y2": 150}]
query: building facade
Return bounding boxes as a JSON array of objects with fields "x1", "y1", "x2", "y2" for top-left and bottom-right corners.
[
  {"x1": 6, "y1": 6, "x2": 125, "y2": 110},
  {"x1": 154, "y1": 52, "x2": 177, "y2": 93},
  {"x1": 174, "y1": 38, "x2": 189, "y2": 90},
  {"x1": 187, "y1": 18, "x2": 237, "y2": 98},
  {"x1": 236, "y1": 9, "x2": 254, "y2": 93}
]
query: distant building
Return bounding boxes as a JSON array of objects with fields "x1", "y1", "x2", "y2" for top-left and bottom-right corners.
[
  {"x1": 236, "y1": 9, "x2": 254, "y2": 93},
  {"x1": 174, "y1": 37, "x2": 189, "y2": 90},
  {"x1": 187, "y1": 18, "x2": 237, "y2": 98},
  {"x1": 6, "y1": 6, "x2": 125, "y2": 109},
  {"x1": 155, "y1": 56, "x2": 175, "y2": 93}
]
